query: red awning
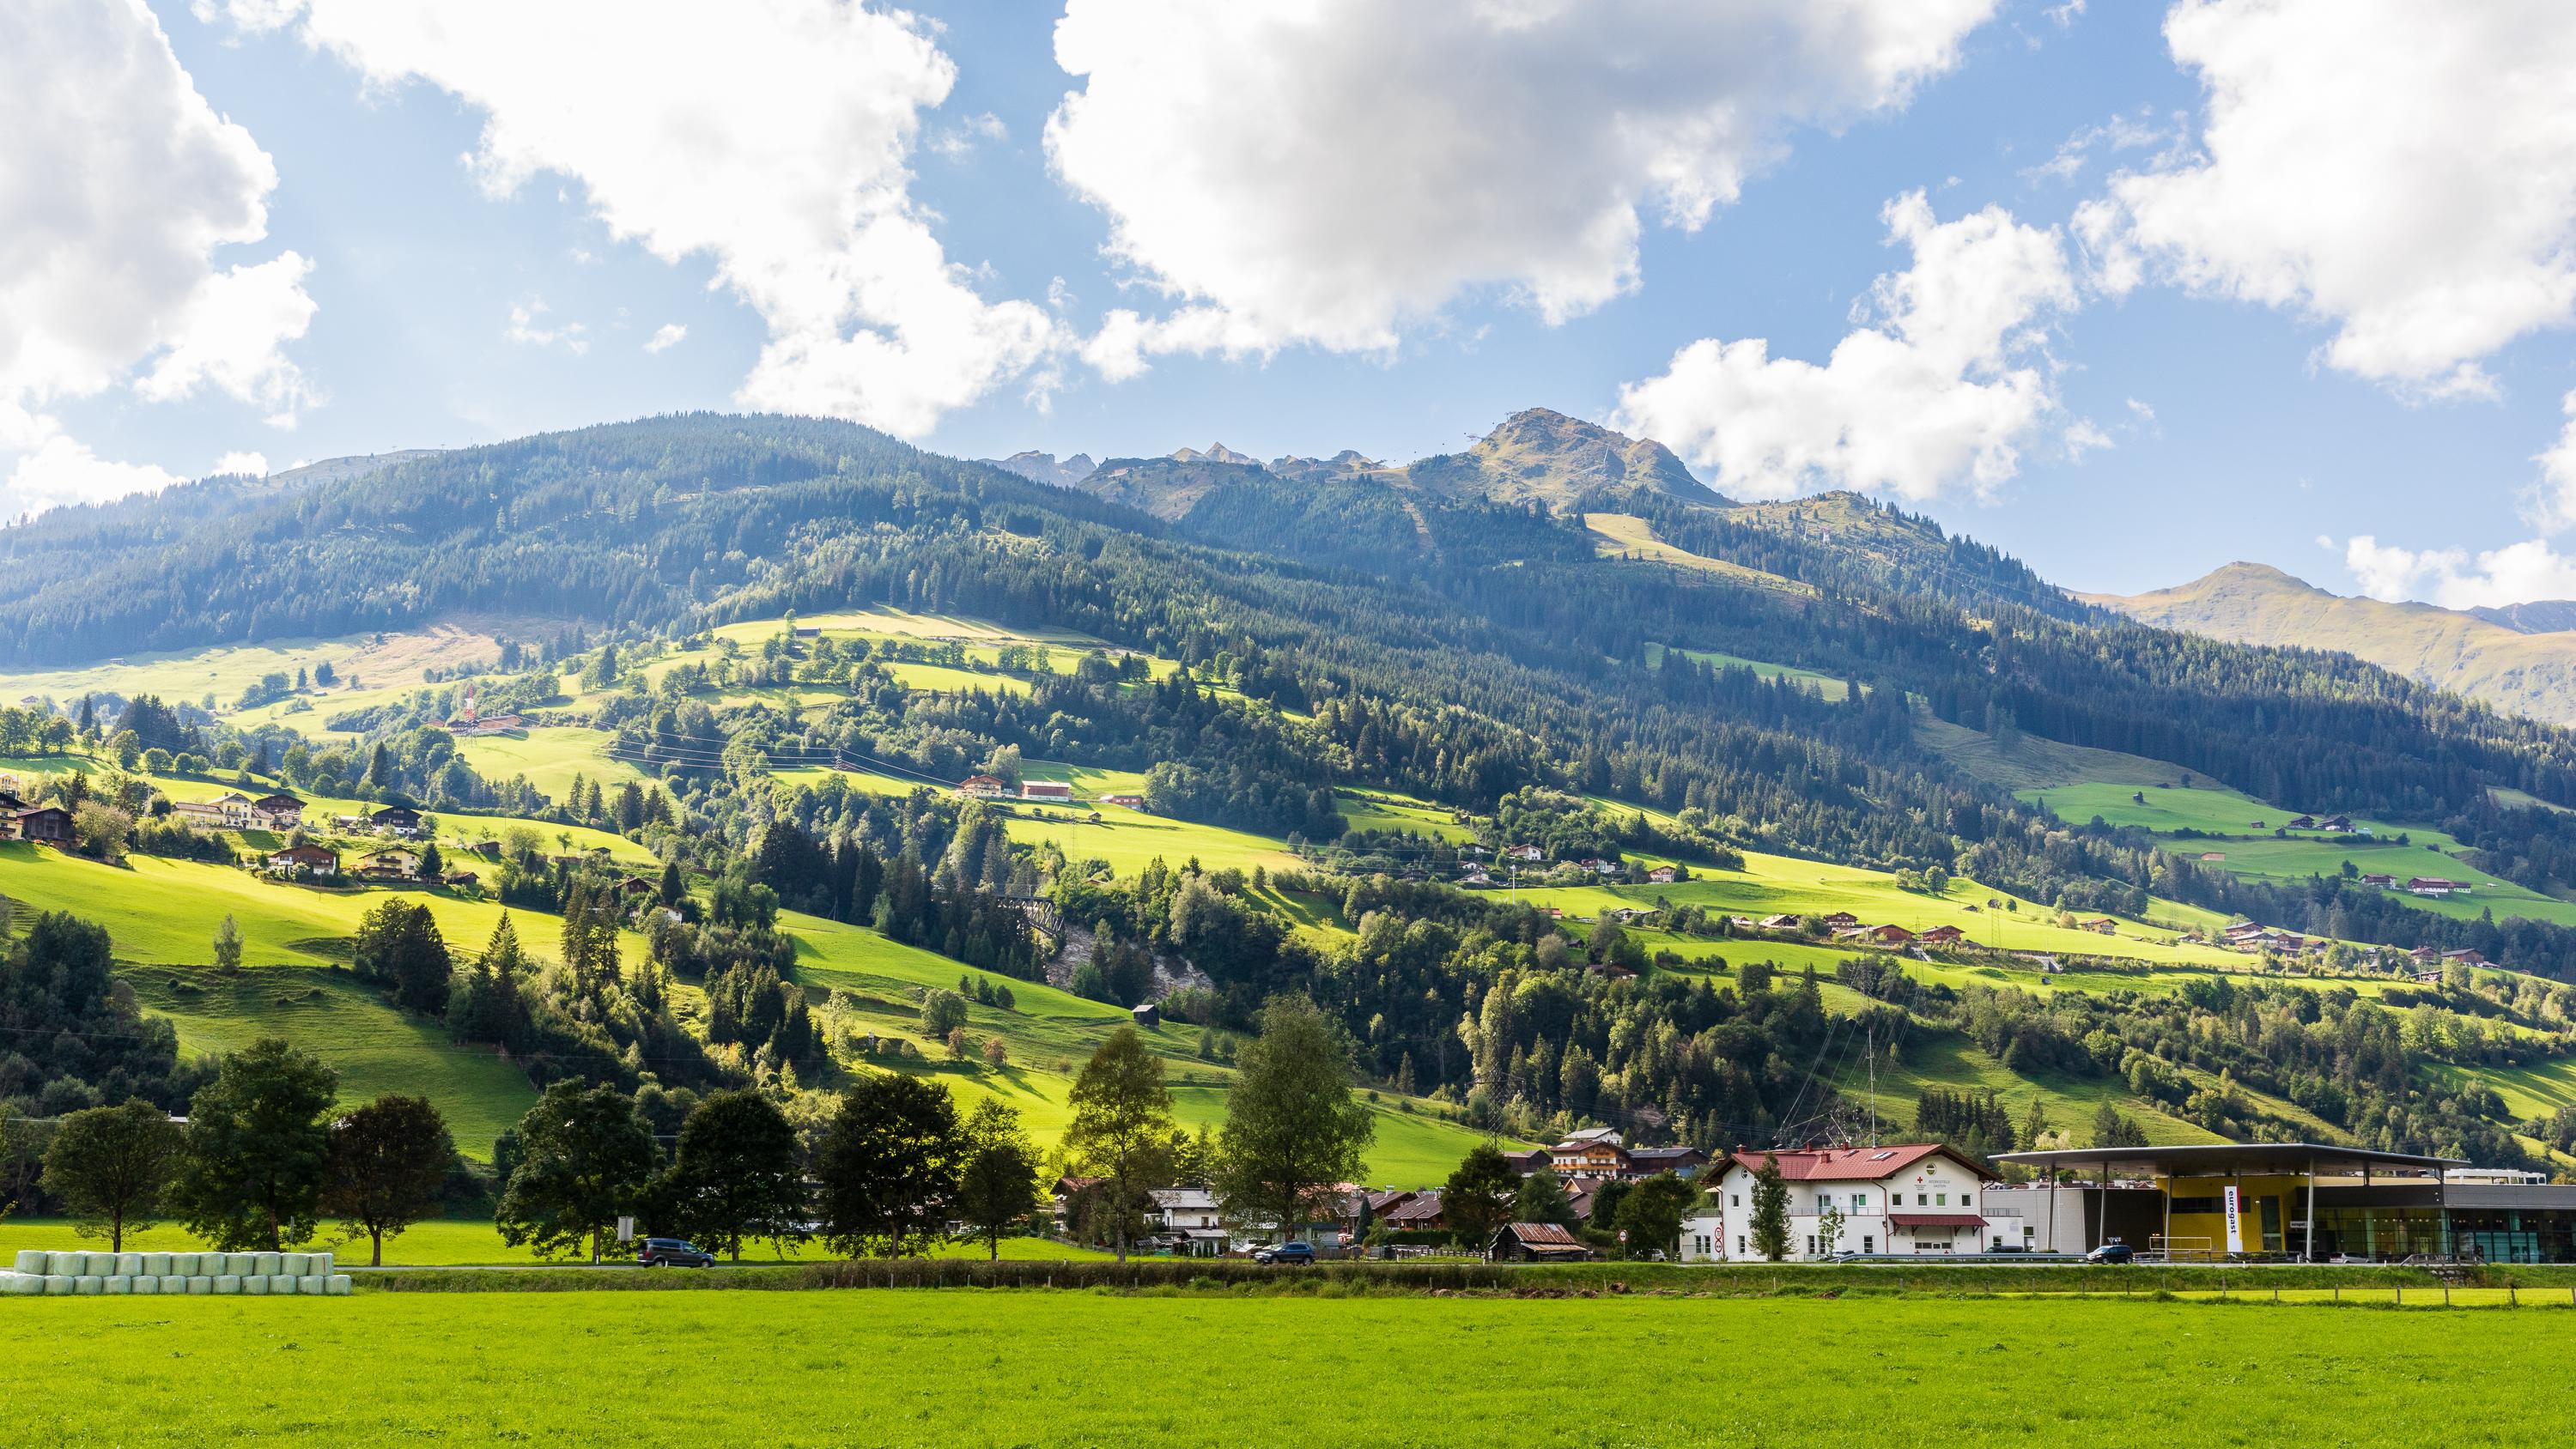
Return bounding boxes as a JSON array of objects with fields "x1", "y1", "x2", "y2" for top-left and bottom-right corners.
[{"x1": 1888, "y1": 1213, "x2": 1987, "y2": 1228}]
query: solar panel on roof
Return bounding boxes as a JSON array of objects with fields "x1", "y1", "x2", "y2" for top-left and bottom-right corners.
[{"x1": 1872, "y1": 1150, "x2": 1897, "y2": 1160}]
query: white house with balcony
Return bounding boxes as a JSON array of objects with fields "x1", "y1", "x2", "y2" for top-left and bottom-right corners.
[{"x1": 1704, "y1": 1144, "x2": 1999, "y2": 1259}]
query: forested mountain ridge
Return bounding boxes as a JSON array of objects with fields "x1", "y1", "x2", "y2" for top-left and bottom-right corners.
[{"x1": 12, "y1": 408, "x2": 2576, "y2": 971}]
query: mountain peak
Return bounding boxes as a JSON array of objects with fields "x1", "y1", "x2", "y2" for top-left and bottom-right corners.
[
  {"x1": 1411, "y1": 406, "x2": 1719, "y2": 511},
  {"x1": 1171, "y1": 442, "x2": 1258, "y2": 467},
  {"x1": 981, "y1": 451, "x2": 1097, "y2": 489}
]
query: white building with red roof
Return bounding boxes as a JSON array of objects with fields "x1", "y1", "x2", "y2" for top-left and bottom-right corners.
[{"x1": 1706, "y1": 1143, "x2": 1998, "y2": 1259}]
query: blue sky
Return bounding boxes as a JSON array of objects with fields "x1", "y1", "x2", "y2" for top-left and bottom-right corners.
[{"x1": 11, "y1": 0, "x2": 2576, "y2": 602}]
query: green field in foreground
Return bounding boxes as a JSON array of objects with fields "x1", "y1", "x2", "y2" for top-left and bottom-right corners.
[
  {"x1": 0, "y1": 1217, "x2": 1112, "y2": 1266},
  {"x1": 0, "y1": 1293, "x2": 2555, "y2": 1446}
]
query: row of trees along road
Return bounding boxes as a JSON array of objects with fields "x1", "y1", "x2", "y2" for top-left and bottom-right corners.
[
  {"x1": 33, "y1": 1039, "x2": 458, "y2": 1264},
  {"x1": 489, "y1": 1074, "x2": 1049, "y2": 1264},
  {"x1": 489, "y1": 992, "x2": 1376, "y2": 1265},
  {"x1": 33, "y1": 991, "x2": 1382, "y2": 1268}
]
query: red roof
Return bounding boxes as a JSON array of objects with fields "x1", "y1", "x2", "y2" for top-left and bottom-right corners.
[
  {"x1": 1501, "y1": 1222, "x2": 1583, "y2": 1247},
  {"x1": 1888, "y1": 1213, "x2": 1987, "y2": 1228},
  {"x1": 1725, "y1": 1144, "x2": 1992, "y2": 1182}
]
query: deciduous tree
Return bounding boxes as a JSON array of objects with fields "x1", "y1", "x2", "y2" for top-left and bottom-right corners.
[
  {"x1": 495, "y1": 1080, "x2": 657, "y2": 1263},
  {"x1": 169, "y1": 1038, "x2": 339, "y2": 1251},
  {"x1": 1441, "y1": 1142, "x2": 1519, "y2": 1247},
  {"x1": 814, "y1": 1074, "x2": 960, "y2": 1259},
  {"x1": 322, "y1": 1094, "x2": 455, "y2": 1266},
  {"x1": 658, "y1": 1089, "x2": 807, "y2": 1262},
  {"x1": 41, "y1": 1100, "x2": 182, "y2": 1251},
  {"x1": 952, "y1": 1098, "x2": 1042, "y2": 1260},
  {"x1": 1212, "y1": 996, "x2": 1374, "y2": 1246},
  {"x1": 1062, "y1": 1026, "x2": 1174, "y2": 1262}
]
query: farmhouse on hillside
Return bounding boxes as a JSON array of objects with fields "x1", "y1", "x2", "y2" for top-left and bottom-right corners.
[
  {"x1": 956, "y1": 775, "x2": 1008, "y2": 799},
  {"x1": 250, "y1": 792, "x2": 306, "y2": 828},
  {"x1": 267, "y1": 843, "x2": 338, "y2": 876},
  {"x1": 5, "y1": 803, "x2": 72, "y2": 843},
  {"x1": 1019, "y1": 781, "x2": 1073, "y2": 803},
  {"x1": 370, "y1": 805, "x2": 422, "y2": 835},
  {"x1": 2406, "y1": 877, "x2": 2469, "y2": 897}
]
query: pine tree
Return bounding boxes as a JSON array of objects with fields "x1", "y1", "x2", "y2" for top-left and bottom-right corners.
[{"x1": 1750, "y1": 1153, "x2": 1790, "y2": 1261}]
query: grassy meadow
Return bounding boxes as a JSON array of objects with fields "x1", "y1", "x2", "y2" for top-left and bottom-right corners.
[{"x1": 0, "y1": 1292, "x2": 2559, "y2": 1446}]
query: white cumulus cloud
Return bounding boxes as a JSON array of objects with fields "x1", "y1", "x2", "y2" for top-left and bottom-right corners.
[
  {"x1": 1046, "y1": 0, "x2": 1998, "y2": 369},
  {"x1": 2346, "y1": 535, "x2": 2576, "y2": 610},
  {"x1": 214, "y1": 450, "x2": 270, "y2": 476},
  {"x1": 1611, "y1": 192, "x2": 2081, "y2": 502},
  {"x1": 0, "y1": 0, "x2": 317, "y2": 516},
  {"x1": 643, "y1": 323, "x2": 688, "y2": 355},
  {"x1": 210, "y1": 0, "x2": 1056, "y2": 437},
  {"x1": 2081, "y1": 0, "x2": 2576, "y2": 398}
]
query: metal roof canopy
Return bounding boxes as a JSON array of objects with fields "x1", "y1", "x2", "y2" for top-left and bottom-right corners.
[{"x1": 1995, "y1": 1143, "x2": 2466, "y2": 1178}]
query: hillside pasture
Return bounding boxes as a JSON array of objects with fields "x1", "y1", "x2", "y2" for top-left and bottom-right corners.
[
  {"x1": 125, "y1": 965, "x2": 536, "y2": 1160},
  {"x1": 0, "y1": 843, "x2": 644, "y2": 968}
]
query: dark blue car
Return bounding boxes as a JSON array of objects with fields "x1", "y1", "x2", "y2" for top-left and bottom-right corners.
[{"x1": 1255, "y1": 1241, "x2": 1315, "y2": 1265}]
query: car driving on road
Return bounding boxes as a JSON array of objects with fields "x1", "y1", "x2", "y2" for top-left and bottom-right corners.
[{"x1": 637, "y1": 1237, "x2": 715, "y2": 1267}]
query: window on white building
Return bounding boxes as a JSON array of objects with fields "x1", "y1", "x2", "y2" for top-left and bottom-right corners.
[
  {"x1": 1917, "y1": 1192, "x2": 1929, "y2": 1206},
  {"x1": 1960, "y1": 1191, "x2": 1972, "y2": 1209},
  {"x1": 1736, "y1": 1236, "x2": 1746, "y2": 1255},
  {"x1": 1815, "y1": 1193, "x2": 1832, "y2": 1210},
  {"x1": 1935, "y1": 1192, "x2": 1947, "y2": 1206},
  {"x1": 1862, "y1": 1235, "x2": 1874, "y2": 1253},
  {"x1": 1805, "y1": 1235, "x2": 1817, "y2": 1256},
  {"x1": 1852, "y1": 1192, "x2": 1867, "y2": 1209}
]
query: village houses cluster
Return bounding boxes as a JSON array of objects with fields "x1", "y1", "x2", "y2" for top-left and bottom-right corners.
[{"x1": 1051, "y1": 1129, "x2": 2029, "y2": 1264}]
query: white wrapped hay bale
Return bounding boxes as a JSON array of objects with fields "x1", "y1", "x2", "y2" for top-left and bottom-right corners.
[
  {"x1": 103, "y1": 1276, "x2": 132, "y2": 1294},
  {"x1": 73, "y1": 1276, "x2": 102, "y2": 1295},
  {"x1": 43, "y1": 1275, "x2": 73, "y2": 1296},
  {"x1": 167, "y1": 1252, "x2": 196, "y2": 1276},
  {"x1": 114, "y1": 1253, "x2": 143, "y2": 1276},
  {"x1": 159, "y1": 1275, "x2": 188, "y2": 1294},
  {"x1": 280, "y1": 1252, "x2": 310, "y2": 1276},
  {"x1": 239, "y1": 1274, "x2": 268, "y2": 1296},
  {"x1": 266, "y1": 1274, "x2": 298, "y2": 1295},
  {"x1": 3, "y1": 1272, "x2": 41, "y2": 1296},
  {"x1": 11, "y1": 1251, "x2": 45, "y2": 1275},
  {"x1": 307, "y1": 1252, "x2": 332, "y2": 1275},
  {"x1": 185, "y1": 1276, "x2": 212, "y2": 1294},
  {"x1": 83, "y1": 1252, "x2": 118, "y2": 1276},
  {"x1": 326, "y1": 1276, "x2": 352, "y2": 1296},
  {"x1": 227, "y1": 1253, "x2": 260, "y2": 1276},
  {"x1": 296, "y1": 1274, "x2": 329, "y2": 1295},
  {"x1": 130, "y1": 1276, "x2": 159, "y2": 1295},
  {"x1": 141, "y1": 1252, "x2": 171, "y2": 1276},
  {"x1": 47, "y1": 1251, "x2": 82, "y2": 1276},
  {"x1": 213, "y1": 1274, "x2": 240, "y2": 1294},
  {"x1": 251, "y1": 1252, "x2": 281, "y2": 1276}
]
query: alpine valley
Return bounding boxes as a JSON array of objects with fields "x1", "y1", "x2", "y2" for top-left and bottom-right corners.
[{"x1": 9, "y1": 404, "x2": 2576, "y2": 1188}]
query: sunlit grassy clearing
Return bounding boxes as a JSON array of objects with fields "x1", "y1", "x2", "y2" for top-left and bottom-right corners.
[{"x1": 125, "y1": 965, "x2": 536, "y2": 1160}]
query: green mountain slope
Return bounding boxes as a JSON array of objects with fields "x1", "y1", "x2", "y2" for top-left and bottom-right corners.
[
  {"x1": 2088, "y1": 561, "x2": 2576, "y2": 724},
  {"x1": 13, "y1": 410, "x2": 2576, "y2": 1173}
]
